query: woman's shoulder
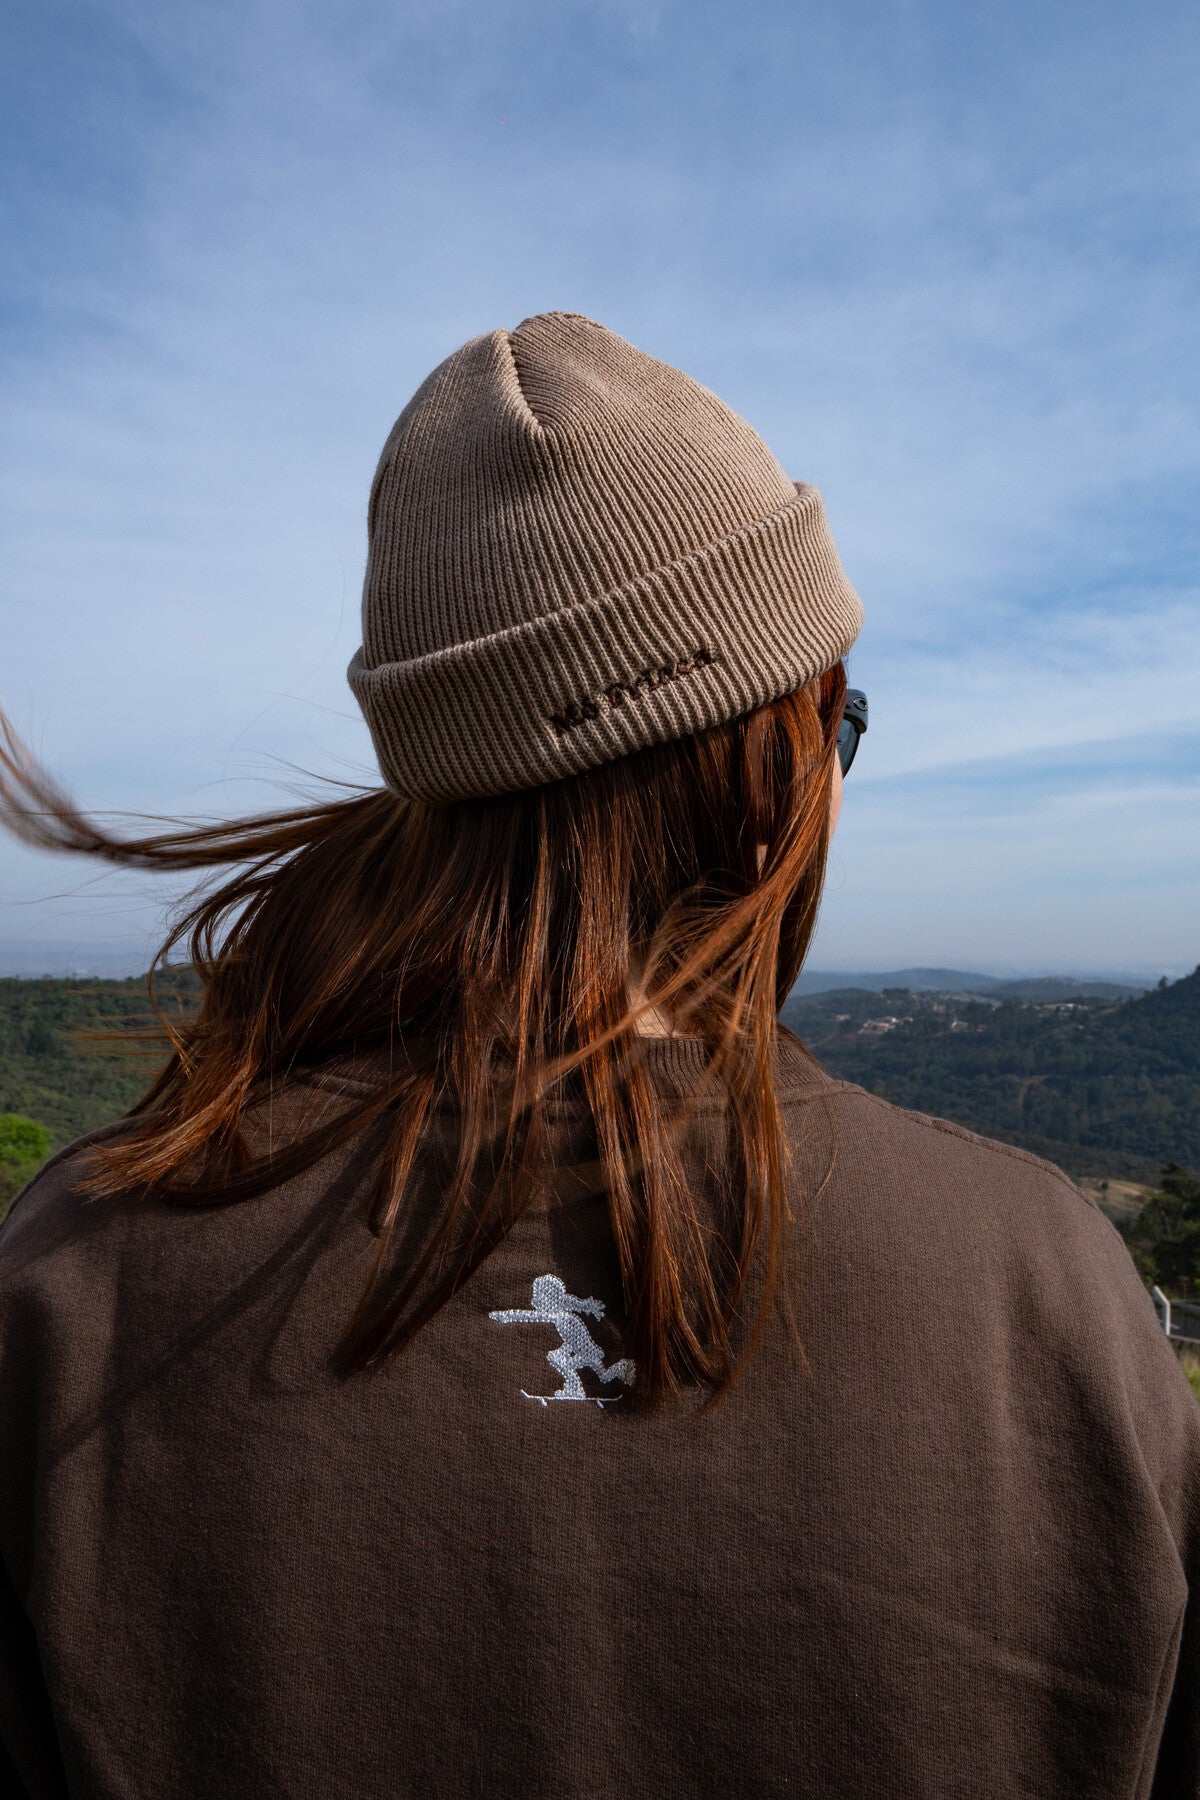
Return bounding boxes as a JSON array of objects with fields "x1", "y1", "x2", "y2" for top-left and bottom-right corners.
[
  {"x1": 776, "y1": 1030, "x2": 1096, "y2": 1218},
  {"x1": 787, "y1": 1055, "x2": 1184, "y2": 1400},
  {"x1": 774, "y1": 1036, "x2": 1154, "y2": 1334},
  {"x1": 0, "y1": 1125, "x2": 155, "y2": 1325},
  {"x1": 0, "y1": 1119, "x2": 139, "y2": 1247},
  {"x1": 829, "y1": 1076, "x2": 1095, "y2": 1208}
]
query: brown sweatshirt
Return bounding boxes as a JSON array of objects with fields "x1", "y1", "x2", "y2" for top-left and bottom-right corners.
[{"x1": 0, "y1": 1034, "x2": 1197, "y2": 1800}]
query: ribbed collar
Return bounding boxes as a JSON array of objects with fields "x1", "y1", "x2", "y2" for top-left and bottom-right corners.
[{"x1": 299, "y1": 1029, "x2": 831, "y2": 1110}]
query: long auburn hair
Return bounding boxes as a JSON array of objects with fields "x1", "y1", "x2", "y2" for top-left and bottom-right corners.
[{"x1": 0, "y1": 657, "x2": 845, "y2": 1410}]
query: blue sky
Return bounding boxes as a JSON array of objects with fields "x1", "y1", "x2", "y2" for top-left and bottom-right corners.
[{"x1": 2, "y1": 0, "x2": 1197, "y2": 978}]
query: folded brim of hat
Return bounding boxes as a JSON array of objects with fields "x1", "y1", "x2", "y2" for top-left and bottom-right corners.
[{"x1": 348, "y1": 481, "x2": 863, "y2": 805}]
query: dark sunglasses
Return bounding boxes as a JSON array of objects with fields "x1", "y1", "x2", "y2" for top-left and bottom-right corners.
[{"x1": 837, "y1": 689, "x2": 868, "y2": 776}]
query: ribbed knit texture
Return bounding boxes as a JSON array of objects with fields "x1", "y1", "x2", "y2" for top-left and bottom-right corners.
[{"x1": 348, "y1": 311, "x2": 863, "y2": 803}]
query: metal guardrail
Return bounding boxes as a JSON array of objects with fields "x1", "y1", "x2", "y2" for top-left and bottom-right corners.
[{"x1": 1152, "y1": 1286, "x2": 1200, "y2": 1345}]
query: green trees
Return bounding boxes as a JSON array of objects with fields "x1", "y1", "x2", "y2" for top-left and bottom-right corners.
[
  {"x1": 1118, "y1": 1163, "x2": 1200, "y2": 1298},
  {"x1": 0, "y1": 972, "x2": 192, "y2": 1145},
  {"x1": 0, "y1": 1113, "x2": 52, "y2": 1222},
  {"x1": 781, "y1": 966, "x2": 1200, "y2": 1179}
]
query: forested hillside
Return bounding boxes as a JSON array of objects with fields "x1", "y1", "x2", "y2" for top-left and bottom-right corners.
[
  {"x1": 0, "y1": 969, "x2": 199, "y2": 1148},
  {"x1": 782, "y1": 966, "x2": 1200, "y2": 1180}
]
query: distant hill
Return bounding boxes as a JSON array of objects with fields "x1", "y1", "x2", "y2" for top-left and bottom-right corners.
[
  {"x1": 782, "y1": 966, "x2": 1200, "y2": 1180},
  {"x1": 0, "y1": 939, "x2": 159, "y2": 980},
  {"x1": 792, "y1": 968, "x2": 1149, "y2": 1002},
  {"x1": 989, "y1": 976, "x2": 1151, "y2": 1004}
]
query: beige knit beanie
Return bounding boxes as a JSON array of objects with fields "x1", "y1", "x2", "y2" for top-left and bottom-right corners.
[{"x1": 348, "y1": 312, "x2": 863, "y2": 803}]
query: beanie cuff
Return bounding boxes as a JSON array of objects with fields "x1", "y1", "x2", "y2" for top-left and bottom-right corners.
[{"x1": 348, "y1": 481, "x2": 862, "y2": 804}]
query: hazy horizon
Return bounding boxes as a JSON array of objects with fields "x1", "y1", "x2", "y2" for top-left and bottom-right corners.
[
  {"x1": 0, "y1": 935, "x2": 1189, "y2": 990},
  {"x1": 3, "y1": 0, "x2": 1197, "y2": 971}
]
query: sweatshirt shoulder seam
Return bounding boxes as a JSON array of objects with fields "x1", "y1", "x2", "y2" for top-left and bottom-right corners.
[{"x1": 819, "y1": 1079, "x2": 1101, "y2": 1213}]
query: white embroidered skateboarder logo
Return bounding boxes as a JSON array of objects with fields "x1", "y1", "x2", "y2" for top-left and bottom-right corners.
[{"x1": 490, "y1": 1274, "x2": 635, "y2": 1406}]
